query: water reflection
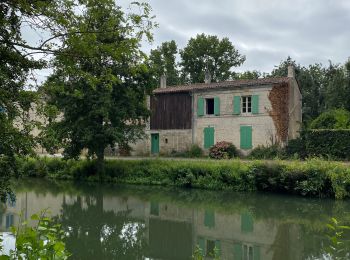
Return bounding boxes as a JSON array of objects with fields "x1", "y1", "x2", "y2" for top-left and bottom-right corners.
[{"x1": 1, "y1": 179, "x2": 350, "y2": 259}]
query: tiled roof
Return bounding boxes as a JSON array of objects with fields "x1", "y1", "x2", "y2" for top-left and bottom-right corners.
[{"x1": 153, "y1": 77, "x2": 291, "y2": 94}]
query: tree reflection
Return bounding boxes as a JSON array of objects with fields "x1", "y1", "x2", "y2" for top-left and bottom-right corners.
[{"x1": 57, "y1": 188, "x2": 147, "y2": 260}]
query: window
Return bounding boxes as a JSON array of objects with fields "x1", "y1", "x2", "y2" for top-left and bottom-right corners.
[
  {"x1": 243, "y1": 244, "x2": 254, "y2": 260},
  {"x1": 242, "y1": 96, "x2": 252, "y2": 114},
  {"x1": 206, "y1": 98, "x2": 214, "y2": 115},
  {"x1": 6, "y1": 214, "x2": 14, "y2": 229}
]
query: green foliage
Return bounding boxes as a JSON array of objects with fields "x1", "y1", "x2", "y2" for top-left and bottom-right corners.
[
  {"x1": 180, "y1": 34, "x2": 245, "y2": 83},
  {"x1": 149, "y1": 40, "x2": 180, "y2": 86},
  {"x1": 187, "y1": 144, "x2": 204, "y2": 158},
  {"x1": 309, "y1": 109, "x2": 350, "y2": 129},
  {"x1": 192, "y1": 245, "x2": 220, "y2": 260},
  {"x1": 14, "y1": 157, "x2": 350, "y2": 199},
  {"x1": 0, "y1": 211, "x2": 70, "y2": 259},
  {"x1": 326, "y1": 218, "x2": 350, "y2": 259},
  {"x1": 285, "y1": 137, "x2": 307, "y2": 159},
  {"x1": 234, "y1": 70, "x2": 262, "y2": 80},
  {"x1": 305, "y1": 130, "x2": 350, "y2": 160},
  {"x1": 248, "y1": 145, "x2": 285, "y2": 159},
  {"x1": 40, "y1": 0, "x2": 156, "y2": 174},
  {"x1": 209, "y1": 142, "x2": 237, "y2": 159}
]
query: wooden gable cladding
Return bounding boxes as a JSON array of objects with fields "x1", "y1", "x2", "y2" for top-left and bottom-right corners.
[{"x1": 150, "y1": 92, "x2": 192, "y2": 130}]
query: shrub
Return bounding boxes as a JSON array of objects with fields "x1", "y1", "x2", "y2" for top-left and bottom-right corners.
[
  {"x1": 187, "y1": 144, "x2": 204, "y2": 158},
  {"x1": 0, "y1": 211, "x2": 70, "y2": 259},
  {"x1": 13, "y1": 157, "x2": 350, "y2": 199},
  {"x1": 309, "y1": 109, "x2": 350, "y2": 129},
  {"x1": 306, "y1": 130, "x2": 350, "y2": 160},
  {"x1": 248, "y1": 145, "x2": 284, "y2": 159},
  {"x1": 209, "y1": 141, "x2": 237, "y2": 159},
  {"x1": 286, "y1": 137, "x2": 306, "y2": 159}
]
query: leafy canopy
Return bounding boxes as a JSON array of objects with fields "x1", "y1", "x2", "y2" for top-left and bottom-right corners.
[
  {"x1": 180, "y1": 33, "x2": 245, "y2": 83},
  {"x1": 41, "y1": 0, "x2": 156, "y2": 167},
  {"x1": 309, "y1": 109, "x2": 350, "y2": 129},
  {"x1": 149, "y1": 40, "x2": 180, "y2": 86}
]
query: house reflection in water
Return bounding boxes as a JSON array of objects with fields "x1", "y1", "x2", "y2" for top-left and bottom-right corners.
[{"x1": 0, "y1": 182, "x2": 334, "y2": 260}]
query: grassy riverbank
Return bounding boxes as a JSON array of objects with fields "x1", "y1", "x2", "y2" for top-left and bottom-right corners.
[{"x1": 16, "y1": 157, "x2": 350, "y2": 199}]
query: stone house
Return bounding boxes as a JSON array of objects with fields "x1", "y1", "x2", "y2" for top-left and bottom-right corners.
[{"x1": 132, "y1": 66, "x2": 302, "y2": 155}]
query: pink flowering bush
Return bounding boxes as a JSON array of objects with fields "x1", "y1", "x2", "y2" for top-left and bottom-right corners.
[{"x1": 209, "y1": 141, "x2": 238, "y2": 159}]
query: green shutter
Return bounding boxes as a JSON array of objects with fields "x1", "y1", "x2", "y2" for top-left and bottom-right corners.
[
  {"x1": 198, "y1": 97, "x2": 204, "y2": 116},
  {"x1": 253, "y1": 245, "x2": 261, "y2": 260},
  {"x1": 204, "y1": 127, "x2": 215, "y2": 149},
  {"x1": 241, "y1": 212, "x2": 254, "y2": 233},
  {"x1": 252, "y1": 95, "x2": 259, "y2": 114},
  {"x1": 240, "y1": 126, "x2": 252, "y2": 150},
  {"x1": 204, "y1": 210, "x2": 215, "y2": 228},
  {"x1": 197, "y1": 237, "x2": 205, "y2": 256},
  {"x1": 233, "y1": 243, "x2": 242, "y2": 260},
  {"x1": 215, "y1": 240, "x2": 221, "y2": 257},
  {"x1": 233, "y1": 96, "x2": 241, "y2": 115},
  {"x1": 214, "y1": 97, "x2": 220, "y2": 115}
]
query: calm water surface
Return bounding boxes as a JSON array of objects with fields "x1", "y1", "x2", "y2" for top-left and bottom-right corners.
[{"x1": 1, "y1": 179, "x2": 350, "y2": 260}]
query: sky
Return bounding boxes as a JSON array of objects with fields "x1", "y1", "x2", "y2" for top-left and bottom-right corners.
[{"x1": 26, "y1": 0, "x2": 350, "y2": 83}]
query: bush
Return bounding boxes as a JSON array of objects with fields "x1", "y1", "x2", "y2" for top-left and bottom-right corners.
[
  {"x1": 187, "y1": 144, "x2": 204, "y2": 158},
  {"x1": 306, "y1": 130, "x2": 350, "y2": 160},
  {"x1": 0, "y1": 210, "x2": 70, "y2": 259},
  {"x1": 248, "y1": 145, "x2": 285, "y2": 159},
  {"x1": 309, "y1": 109, "x2": 350, "y2": 129},
  {"x1": 13, "y1": 157, "x2": 350, "y2": 199},
  {"x1": 209, "y1": 141, "x2": 237, "y2": 159},
  {"x1": 286, "y1": 137, "x2": 306, "y2": 159}
]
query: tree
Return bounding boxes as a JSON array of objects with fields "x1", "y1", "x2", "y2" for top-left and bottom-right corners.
[
  {"x1": 41, "y1": 0, "x2": 156, "y2": 176},
  {"x1": 234, "y1": 70, "x2": 262, "y2": 80},
  {"x1": 149, "y1": 40, "x2": 180, "y2": 86},
  {"x1": 324, "y1": 60, "x2": 350, "y2": 111},
  {"x1": 0, "y1": 1, "x2": 55, "y2": 199},
  {"x1": 180, "y1": 34, "x2": 245, "y2": 83},
  {"x1": 309, "y1": 109, "x2": 350, "y2": 129},
  {"x1": 269, "y1": 57, "x2": 327, "y2": 123}
]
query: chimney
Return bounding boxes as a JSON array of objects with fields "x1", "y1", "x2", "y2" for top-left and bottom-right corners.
[
  {"x1": 287, "y1": 65, "x2": 295, "y2": 78},
  {"x1": 160, "y1": 74, "x2": 167, "y2": 88},
  {"x1": 204, "y1": 70, "x2": 211, "y2": 84}
]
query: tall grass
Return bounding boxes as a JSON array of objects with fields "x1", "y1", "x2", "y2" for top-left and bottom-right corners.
[{"x1": 14, "y1": 157, "x2": 350, "y2": 199}]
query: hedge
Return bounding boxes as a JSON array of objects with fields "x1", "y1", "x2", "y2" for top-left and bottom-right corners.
[
  {"x1": 13, "y1": 157, "x2": 350, "y2": 199},
  {"x1": 306, "y1": 130, "x2": 350, "y2": 160}
]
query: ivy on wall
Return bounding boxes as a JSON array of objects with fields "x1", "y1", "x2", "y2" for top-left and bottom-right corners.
[{"x1": 268, "y1": 83, "x2": 290, "y2": 143}]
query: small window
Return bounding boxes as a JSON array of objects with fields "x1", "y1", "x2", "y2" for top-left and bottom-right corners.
[
  {"x1": 206, "y1": 98, "x2": 214, "y2": 115},
  {"x1": 165, "y1": 138, "x2": 168, "y2": 144},
  {"x1": 242, "y1": 96, "x2": 252, "y2": 114},
  {"x1": 243, "y1": 244, "x2": 254, "y2": 260}
]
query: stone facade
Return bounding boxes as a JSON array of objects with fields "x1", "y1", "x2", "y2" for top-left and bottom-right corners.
[
  {"x1": 194, "y1": 86, "x2": 278, "y2": 154},
  {"x1": 132, "y1": 71, "x2": 302, "y2": 156}
]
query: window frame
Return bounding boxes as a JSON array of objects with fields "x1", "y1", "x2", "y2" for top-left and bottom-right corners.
[
  {"x1": 241, "y1": 96, "x2": 252, "y2": 114},
  {"x1": 205, "y1": 98, "x2": 215, "y2": 115}
]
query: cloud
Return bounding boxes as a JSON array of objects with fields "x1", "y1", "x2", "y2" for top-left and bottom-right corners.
[
  {"x1": 23, "y1": 0, "x2": 350, "y2": 83},
  {"x1": 141, "y1": 0, "x2": 350, "y2": 72}
]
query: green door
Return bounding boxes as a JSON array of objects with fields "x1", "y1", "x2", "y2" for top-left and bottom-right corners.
[
  {"x1": 240, "y1": 126, "x2": 252, "y2": 149},
  {"x1": 151, "y1": 133, "x2": 159, "y2": 154},
  {"x1": 204, "y1": 127, "x2": 215, "y2": 148}
]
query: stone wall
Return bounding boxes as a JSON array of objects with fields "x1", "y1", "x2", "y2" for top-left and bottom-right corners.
[
  {"x1": 193, "y1": 86, "x2": 277, "y2": 153},
  {"x1": 288, "y1": 78, "x2": 302, "y2": 140},
  {"x1": 130, "y1": 129, "x2": 192, "y2": 156}
]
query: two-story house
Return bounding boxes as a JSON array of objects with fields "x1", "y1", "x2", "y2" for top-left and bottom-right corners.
[{"x1": 132, "y1": 65, "x2": 302, "y2": 155}]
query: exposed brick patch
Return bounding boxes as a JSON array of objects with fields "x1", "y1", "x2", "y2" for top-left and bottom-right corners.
[{"x1": 268, "y1": 83, "x2": 289, "y2": 143}]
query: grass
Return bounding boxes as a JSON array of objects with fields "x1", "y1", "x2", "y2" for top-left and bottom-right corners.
[{"x1": 13, "y1": 157, "x2": 350, "y2": 199}]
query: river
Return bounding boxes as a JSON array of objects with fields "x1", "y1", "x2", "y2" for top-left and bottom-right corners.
[{"x1": 1, "y1": 178, "x2": 350, "y2": 259}]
